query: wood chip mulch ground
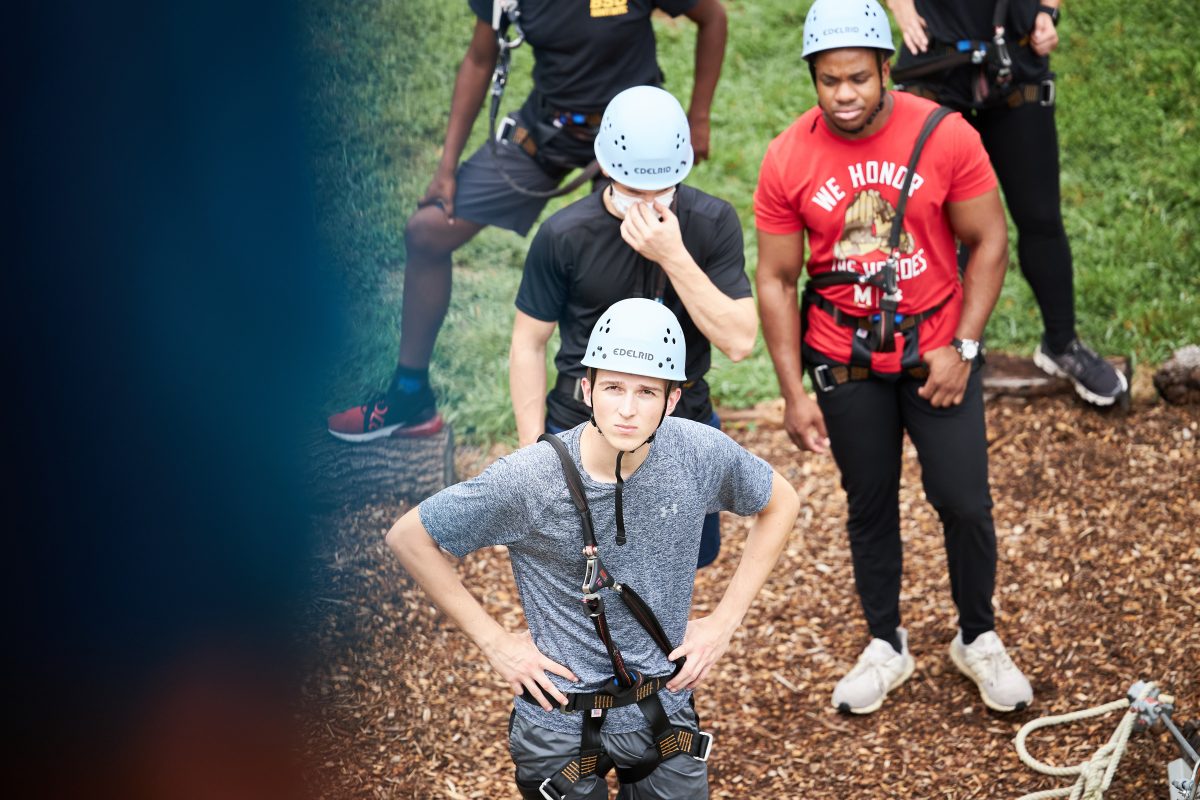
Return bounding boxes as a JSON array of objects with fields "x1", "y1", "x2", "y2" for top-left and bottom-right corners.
[{"x1": 301, "y1": 396, "x2": 1199, "y2": 799}]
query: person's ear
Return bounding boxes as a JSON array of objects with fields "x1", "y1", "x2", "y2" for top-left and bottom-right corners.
[
  {"x1": 581, "y1": 375, "x2": 593, "y2": 408},
  {"x1": 664, "y1": 384, "x2": 682, "y2": 417}
]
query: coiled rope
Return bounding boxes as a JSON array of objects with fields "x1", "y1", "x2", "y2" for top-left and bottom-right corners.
[{"x1": 1013, "y1": 682, "x2": 1159, "y2": 800}]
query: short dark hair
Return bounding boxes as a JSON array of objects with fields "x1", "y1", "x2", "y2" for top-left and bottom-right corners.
[{"x1": 807, "y1": 48, "x2": 889, "y2": 84}]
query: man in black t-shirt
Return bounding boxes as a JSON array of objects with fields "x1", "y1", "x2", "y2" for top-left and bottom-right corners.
[
  {"x1": 886, "y1": 0, "x2": 1128, "y2": 408},
  {"x1": 328, "y1": 0, "x2": 729, "y2": 442},
  {"x1": 510, "y1": 86, "x2": 756, "y2": 568}
]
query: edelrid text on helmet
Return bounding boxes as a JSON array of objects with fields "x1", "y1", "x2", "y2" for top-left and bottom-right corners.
[
  {"x1": 594, "y1": 86, "x2": 694, "y2": 191},
  {"x1": 582, "y1": 298, "x2": 687, "y2": 382},
  {"x1": 802, "y1": 0, "x2": 895, "y2": 60}
]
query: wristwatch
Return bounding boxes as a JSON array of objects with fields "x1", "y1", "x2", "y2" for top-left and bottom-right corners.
[
  {"x1": 1038, "y1": 4, "x2": 1060, "y2": 24},
  {"x1": 953, "y1": 338, "x2": 981, "y2": 362}
]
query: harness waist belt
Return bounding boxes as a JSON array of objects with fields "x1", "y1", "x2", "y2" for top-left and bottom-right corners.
[
  {"x1": 900, "y1": 79, "x2": 1056, "y2": 108},
  {"x1": 518, "y1": 670, "x2": 676, "y2": 713},
  {"x1": 807, "y1": 291, "x2": 945, "y2": 333}
]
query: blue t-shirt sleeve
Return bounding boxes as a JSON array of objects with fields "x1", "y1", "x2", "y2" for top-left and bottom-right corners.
[
  {"x1": 697, "y1": 426, "x2": 775, "y2": 516},
  {"x1": 418, "y1": 456, "x2": 531, "y2": 557}
]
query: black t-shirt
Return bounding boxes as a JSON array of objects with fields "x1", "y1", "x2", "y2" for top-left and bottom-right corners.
[
  {"x1": 895, "y1": 0, "x2": 1052, "y2": 109},
  {"x1": 469, "y1": 0, "x2": 697, "y2": 113},
  {"x1": 516, "y1": 185, "x2": 750, "y2": 427}
]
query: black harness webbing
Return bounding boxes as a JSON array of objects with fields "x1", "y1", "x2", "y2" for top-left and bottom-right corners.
[
  {"x1": 488, "y1": 1, "x2": 601, "y2": 199},
  {"x1": 801, "y1": 104, "x2": 954, "y2": 390},
  {"x1": 515, "y1": 434, "x2": 711, "y2": 800},
  {"x1": 890, "y1": 0, "x2": 1041, "y2": 107}
]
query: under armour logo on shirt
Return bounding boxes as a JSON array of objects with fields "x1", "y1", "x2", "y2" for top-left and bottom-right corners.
[{"x1": 660, "y1": 503, "x2": 678, "y2": 518}]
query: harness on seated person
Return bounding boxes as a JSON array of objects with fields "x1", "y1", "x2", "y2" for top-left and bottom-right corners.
[
  {"x1": 486, "y1": 0, "x2": 602, "y2": 199},
  {"x1": 890, "y1": 0, "x2": 1055, "y2": 109},
  {"x1": 515, "y1": 433, "x2": 712, "y2": 800},
  {"x1": 801, "y1": 104, "x2": 954, "y2": 393}
]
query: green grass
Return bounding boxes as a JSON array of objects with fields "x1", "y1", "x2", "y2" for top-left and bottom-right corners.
[{"x1": 306, "y1": 0, "x2": 1199, "y2": 444}]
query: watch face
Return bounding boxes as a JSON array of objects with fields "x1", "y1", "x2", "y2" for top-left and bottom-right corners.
[{"x1": 959, "y1": 340, "x2": 979, "y2": 360}]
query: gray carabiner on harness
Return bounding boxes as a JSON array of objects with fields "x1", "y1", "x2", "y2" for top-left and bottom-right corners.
[{"x1": 493, "y1": 0, "x2": 525, "y2": 50}]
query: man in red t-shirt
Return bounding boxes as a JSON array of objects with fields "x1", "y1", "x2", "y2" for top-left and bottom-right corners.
[{"x1": 756, "y1": 0, "x2": 1033, "y2": 716}]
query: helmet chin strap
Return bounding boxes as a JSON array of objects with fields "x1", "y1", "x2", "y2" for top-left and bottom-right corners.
[
  {"x1": 830, "y1": 91, "x2": 888, "y2": 135},
  {"x1": 588, "y1": 391, "x2": 671, "y2": 546}
]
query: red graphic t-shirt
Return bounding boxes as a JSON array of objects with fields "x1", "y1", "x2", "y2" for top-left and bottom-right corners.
[{"x1": 754, "y1": 91, "x2": 996, "y2": 372}]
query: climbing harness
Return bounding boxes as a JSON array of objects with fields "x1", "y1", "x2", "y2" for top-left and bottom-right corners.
[
  {"x1": 513, "y1": 433, "x2": 711, "y2": 800},
  {"x1": 891, "y1": 0, "x2": 1055, "y2": 108},
  {"x1": 1013, "y1": 680, "x2": 1199, "y2": 800},
  {"x1": 801, "y1": 104, "x2": 956, "y2": 391},
  {"x1": 488, "y1": 0, "x2": 601, "y2": 199}
]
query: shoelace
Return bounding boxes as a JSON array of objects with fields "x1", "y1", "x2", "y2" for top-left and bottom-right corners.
[{"x1": 968, "y1": 643, "x2": 1015, "y2": 684}]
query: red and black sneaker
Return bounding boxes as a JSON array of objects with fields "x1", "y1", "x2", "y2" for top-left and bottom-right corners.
[{"x1": 326, "y1": 389, "x2": 444, "y2": 442}]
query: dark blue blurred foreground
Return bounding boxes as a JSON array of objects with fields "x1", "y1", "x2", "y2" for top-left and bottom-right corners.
[{"x1": 3, "y1": 2, "x2": 341, "y2": 797}]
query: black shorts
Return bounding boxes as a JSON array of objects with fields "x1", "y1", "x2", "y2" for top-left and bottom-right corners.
[{"x1": 453, "y1": 112, "x2": 597, "y2": 236}]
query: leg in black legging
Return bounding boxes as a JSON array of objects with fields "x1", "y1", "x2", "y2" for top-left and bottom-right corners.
[
  {"x1": 816, "y1": 377, "x2": 905, "y2": 645},
  {"x1": 967, "y1": 102, "x2": 1077, "y2": 353}
]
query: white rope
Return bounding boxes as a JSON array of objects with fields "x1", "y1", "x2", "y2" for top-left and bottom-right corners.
[{"x1": 1013, "y1": 683, "x2": 1158, "y2": 800}]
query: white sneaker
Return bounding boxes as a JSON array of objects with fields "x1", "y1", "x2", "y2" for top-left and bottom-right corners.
[
  {"x1": 831, "y1": 628, "x2": 915, "y2": 714},
  {"x1": 949, "y1": 630, "x2": 1033, "y2": 712}
]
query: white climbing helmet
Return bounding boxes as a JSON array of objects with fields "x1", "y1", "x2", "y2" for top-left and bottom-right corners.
[
  {"x1": 593, "y1": 86, "x2": 693, "y2": 191},
  {"x1": 582, "y1": 298, "x2": 686, "y2": 382},
  {"x1": 802, "y1": 0, "x2": 895, "y2": 60}
]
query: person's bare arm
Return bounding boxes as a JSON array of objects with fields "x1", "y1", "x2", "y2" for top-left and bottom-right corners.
[
  {"x1": 385, "y1": 509, "x2": 577, "y2": 710},
  {"x1": 756, "y1": 230, "x2": 829, "y2": 453},
  {"x1": 918, "y1": 188, "x2": 1008, "y2": 407},
  {"x1": 510, "y1": 311, "x2": 558, "y2": 447},
  {"x1": 666, "y1": 470, "x2": 799, "y2": 690},
  {"x1": 620, "y1": 201, "x2": 755, "y2": 360},
  {"x1": 683, "y1": 0, "x2": 728, "y2": 161},
  {"x1": 419, "y1": 20, "x2": 499, "y2": 219}
]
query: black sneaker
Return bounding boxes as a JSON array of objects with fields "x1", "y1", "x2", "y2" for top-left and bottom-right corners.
[
  {"x1": 326, "y1": 386, "x2": 442, "y2": 442},
  {"x1": 1033, "y1": 337, "x2": 1128, "y2": 406}
]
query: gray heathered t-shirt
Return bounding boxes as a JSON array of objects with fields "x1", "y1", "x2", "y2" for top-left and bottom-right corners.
[{"x1": 417, "y1": 417, "x2": 775, "y2": 735}]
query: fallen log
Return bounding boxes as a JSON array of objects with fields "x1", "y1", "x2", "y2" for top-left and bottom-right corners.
[
  {"x1": 1153, "y1": 345, "x2": 1200, "y2": 405},
  {"x1": 307, "y1": 424, "x2": 456, "y2": 509}
]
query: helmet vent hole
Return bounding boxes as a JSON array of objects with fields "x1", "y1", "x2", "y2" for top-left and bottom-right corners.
[
  {"x1": 671, "y1": 338, "x2": 676, "y2": 344},
  {"x1": 663, "y1": 337, "x2": 668, "y2": 343},
  {"x1": 602, "y1": 353, "x2": 607, "y2": 359},
  {"x1": 666, "y1": 357, "x2": 672, "y2": 362},
  {"x1": 658, "y1": 362, "x2": 663, "y2": 368}
]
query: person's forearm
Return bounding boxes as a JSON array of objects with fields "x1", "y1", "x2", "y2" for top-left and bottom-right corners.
[
  {"x1": 510, "y1": 342, "x2": 549, "y2": 447},
  {"x1": 386, "y1": 510, "x2": 506, "y2": 652},
  {"x1": 688, "y1": 5, "x2": 727, "y2": 123},
  {"x1": 757, "y1": 275, "x2": 808, "y2": 403},
  {"x1": 956, "y1": 236, "x2": 1007, "y2": 341},
  {"x1": 660, "y1": 253, "x2": 755, "y2": 360},
  {"x1": 437, "y1": 41, "x2": 497, "y2": 175},
  {"x1": 709, "y1": 472, "x2": 798, "y2": 632}
]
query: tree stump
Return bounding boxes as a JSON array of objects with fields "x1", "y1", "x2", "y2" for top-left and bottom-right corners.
[
  {"x1": 1153, "y1": 345, "x2": 1200, "y2": 405},
  {"x1": 981, "y1": 352, "x2": 1130, "y2": 408},
  {"x1": 307, "y1": 425, "x2": 456, "y2": 509}
]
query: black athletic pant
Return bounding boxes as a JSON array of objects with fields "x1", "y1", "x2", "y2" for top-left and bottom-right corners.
[
  {"x1": 957, "y1": 101, "x2": 1076, "y2": 352},
  {"x1": 813, "y1": 358, "x2": 997, "y2": 643}
]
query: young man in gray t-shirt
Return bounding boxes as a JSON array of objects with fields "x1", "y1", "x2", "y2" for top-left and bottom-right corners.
[{"x1": 388, "y1": 298, "x2": 798, "y2": 799}]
